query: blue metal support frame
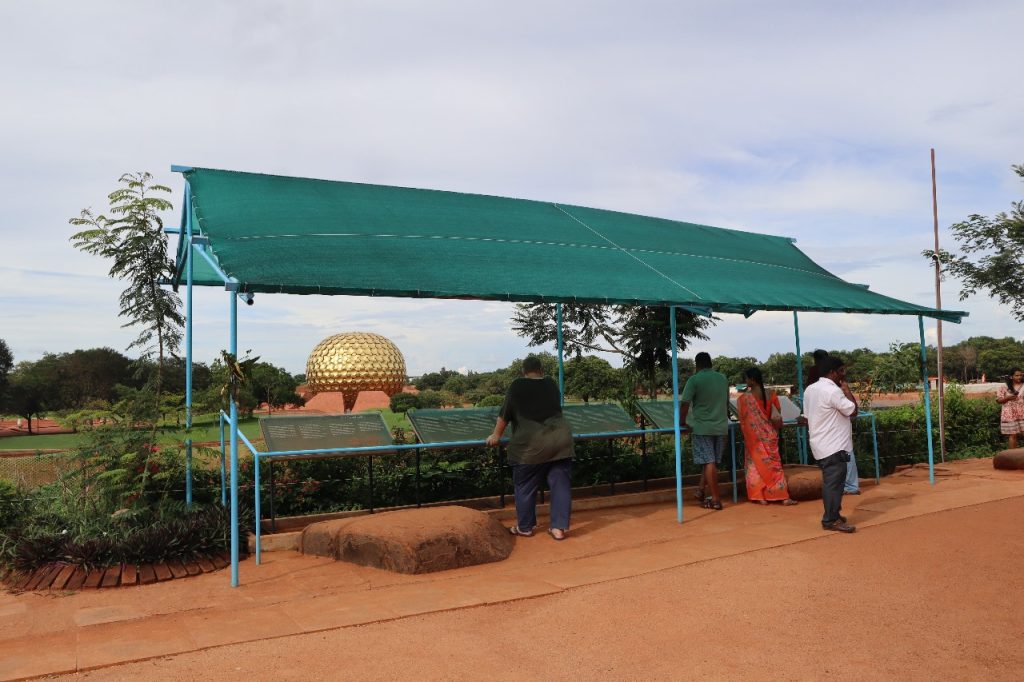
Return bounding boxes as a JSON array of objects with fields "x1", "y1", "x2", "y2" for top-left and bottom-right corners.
[
  {"x1": 218, "y1": 412, "x2": 227, "y2": 506},
  {"x1": 184, "y1": 183, "x2": 194, "y2": 506},
  {"x1": 729, "y1": 423, "x2": 738, "y2": 503},
  {"x1": 918, "y1": 316, "x2": 936, "y2": 485},
  {"x1": 229, "y1": 293, "x2": 240, "y2": 587},
  {"x1": 556, "y1": 303, "x2": 565, "y2": 404},
  {"x1": 670, "y1": 306, "x2": 684, "y2": 523},
  {"x1": 870, "y1": 413, "x2": 881, "y2": 483},
  {"x1": 793, "y1": 311, "x2": 808, "y2": 464}
]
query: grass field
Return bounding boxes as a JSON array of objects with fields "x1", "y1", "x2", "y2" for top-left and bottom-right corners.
[{"x1": 0, "y1": 409, "x2": 414, "y2": 451}]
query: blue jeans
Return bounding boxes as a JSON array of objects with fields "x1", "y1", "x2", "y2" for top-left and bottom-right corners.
[
  {"x1": 845, "y1": 451, "x2": 860, "y2": 493},
  {"x1": 512, "y1": 458, "x2": 572, "y2": 531}
]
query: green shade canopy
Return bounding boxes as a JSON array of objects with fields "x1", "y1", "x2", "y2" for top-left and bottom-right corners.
[{"x1": 173, "y1": 167, "x2": 965, "y2": 323}]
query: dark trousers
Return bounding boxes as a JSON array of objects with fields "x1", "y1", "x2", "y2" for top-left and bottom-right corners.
[
  {"x1": 512, "y1": 458, "x2": 572, "y2": 531},
  {"x1": 818, "y1": 451, "x2": 848, "y2": 525}
]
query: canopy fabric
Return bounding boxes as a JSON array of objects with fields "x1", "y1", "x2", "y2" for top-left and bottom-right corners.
[{"x1": 173, "y1": 167, "x2": 965, "y2": 323}]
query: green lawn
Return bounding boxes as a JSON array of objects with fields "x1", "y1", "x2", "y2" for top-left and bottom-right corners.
[{"x1": 0, "y1": 411, "x2": 412, "y2": 451}]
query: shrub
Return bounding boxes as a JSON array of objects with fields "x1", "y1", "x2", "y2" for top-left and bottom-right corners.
[
  {"x1": 476, "y1": 394, "x2": 504, "y2": 408},
  {"x1": 389, "y1": 393, "x2": 421, "y2": 413},
  {"x1": 417, "y1": 390, "x2": 443, "y2": 409}
]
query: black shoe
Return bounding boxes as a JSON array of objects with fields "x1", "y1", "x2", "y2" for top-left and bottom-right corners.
[{"x1": 822, "y1": 520, "x2": 856, "y2": 533}]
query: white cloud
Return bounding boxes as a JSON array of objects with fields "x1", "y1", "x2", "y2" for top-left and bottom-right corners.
[{"x1": 1, "y1": 0, "x2": 1022, "y2": 375}]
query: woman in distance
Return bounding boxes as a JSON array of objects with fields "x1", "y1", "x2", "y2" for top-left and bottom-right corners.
[
  {"x1": 737, "y1": 367, "x2": 797, "y2": 505},
  {"x1": 996, "y1": 368, "x2": 1024, "y2": 449}
]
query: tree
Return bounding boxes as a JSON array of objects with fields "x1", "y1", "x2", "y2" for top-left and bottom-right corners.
[
  {"x1": 712, "y1": 355, "x2": 758, "y2": 384},
  {"x1": 70, "y1": 172, "x2": 183, "y2": 400},
  {"x1": 564, "y1": 355, "x2": 620, "y2": 403},
  {"x1": 415, "y1": 368, "x2": 460, "y2": 391},
  {"x1": 512, "y1": 304, "x2": 713, "y2": 398},
  {"x1": 927, "y1": 163, "x2": 1024, "y2": 318},
  {"x1": 56, "y1": 347, "x2": 135, "y2": 408},
  {"x1": 389, "y1": 393, "x2": 421, "y2": 413},
  {"x1": 249, "y1": 362, "x2": 304, "y2": 415},
  {"x1": 872, "y1": 343, "x2": 921, "y2": 393},
  {"x1": 6, "y1": 361, "x2": 52, "y2": 433},
  {"x1": 0, "y1": 339, "x2": 13, "y2": 400}
]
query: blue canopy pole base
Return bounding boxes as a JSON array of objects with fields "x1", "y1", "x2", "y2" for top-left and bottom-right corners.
[
  {"x1": 185, "y1": 441, "x2": 192, "y2": 505},
  {"x1": 556, "y1": 303, "x2": 565, "y2": 405},
  {"x1": 254, "y1": 454, "x2": 262, "y2": 565},
  {"x1": 670, "y1": 306, "x2": 684, "y2": 523},
  {"x1": 918, "y1": 316, "x2": 936, "y2": 485},
  {"x1": 730, "y1": 423, "x2": 738, "y2": 503},
  {"x1": 792, "y1": 311, "x2": 808, "y2": 465},
  {"x1": 229, "y1": 291, "x2": 240, "y2": 587},
  {"x1": 870, "y1": 413, "x2": 881, "y2": 483}
]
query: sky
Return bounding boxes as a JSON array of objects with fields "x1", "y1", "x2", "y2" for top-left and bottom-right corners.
[{"x1": 1, "y1": 0, "x2": 1022, "y2": 376}]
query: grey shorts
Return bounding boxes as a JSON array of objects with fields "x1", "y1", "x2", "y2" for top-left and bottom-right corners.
[{"x1": 692, "y1": 434, "x2": 726, "y2": 465}]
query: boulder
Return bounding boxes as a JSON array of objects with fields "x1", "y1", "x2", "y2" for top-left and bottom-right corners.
[
  {"x1": 300, "y1": 505, "x2": 514, "y2": 574},
  {"x1": 993, "y1": 448, "x2": 1024, "y2": 470},
  {"x1": 784, "y1": 465, "x2": 823, "y2": 501}
]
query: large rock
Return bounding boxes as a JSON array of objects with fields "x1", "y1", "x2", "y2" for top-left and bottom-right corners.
[
  {"x1": 993, "y1": 448, "x2": 1024, "y2": 470},
  {"x1": 784, "y1": 465, "x2": 823, "y2": 501},
  {"x1": 300, "y1": 505, "x2": 514, "y2": 574}
]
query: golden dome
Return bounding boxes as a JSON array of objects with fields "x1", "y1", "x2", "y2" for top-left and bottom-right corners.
[{"x1": 306, "y1": 332, "x2": 407, "y2": 411}]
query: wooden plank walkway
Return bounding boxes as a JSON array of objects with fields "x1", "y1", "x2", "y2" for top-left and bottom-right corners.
[{"x1": 0, "y1": 554, "x2": 231, "y2": 592}]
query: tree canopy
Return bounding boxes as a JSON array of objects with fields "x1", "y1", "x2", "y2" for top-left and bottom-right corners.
[
  {"x1": 70, "y1": 172, "x2": 184, "y2": 397},
  {"x1": 929, "y1": 163, "x2": 1024, "y2": 319},
  {"x1": 512, "y1": 303, "x2": 712, "y2": 397}
]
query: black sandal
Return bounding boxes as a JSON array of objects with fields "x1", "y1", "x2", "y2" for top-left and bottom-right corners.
[{"x1": 703, "y1": 497, "x2": 723, "y2": 511}]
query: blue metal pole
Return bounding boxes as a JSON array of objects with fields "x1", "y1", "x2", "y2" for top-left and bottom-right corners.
[
  {"x1": 254, "y1": 453, "x2": 261, "y2": 565},
  {"x1": 918, "y1": 316, "x2": 935, "y2": 485},
  {"x1": 670, "y1": 306, "x2": 684, "y2": 523},
  {"x1": 870, "y1": 413, "x2": 881, "y2": 483},
  {"x1": 185, "y1": 196, "x2": 193, "y2": 506},
  {"x1": 556, "y1": 303, "x2": 565, "y2": 405},
  {"x1": 729, "y1": 423, "x2": 738, "y2": 503},
  {"x1": 219, "y1": 412, "x2": 227, "y2": 506},
  {"x1": 229, "y1": 293, "x2": 240, "y2": 587},
  {"x1": 793, "y1": 311, "x2": 807, "y2": 464}
]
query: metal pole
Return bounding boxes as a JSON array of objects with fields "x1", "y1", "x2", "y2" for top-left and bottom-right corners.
[
  {"x1": 918, "y1": 316, "x2": 936, "y2": 485},
  {"x1": 931, "y1": 148, "x2": 947, "y2": 463},
  {"x1": 793, "y1": 311, "x2": 807, "y2": 464},
  {"x1": 229, "y1": 292, "x2": 240, "y2": 587},
  {"x1": 269, "y1": 459, "x2": 276, "y2": 532},
  {"x1": 729, "y1": 423, "x2": 738, "y2": 503},
  {"x1": 670, "y1": 306, "x2": 684, "y2": 523},
  {"x1": 185, "y1": 207, "x2": 193, "y2": 506},
  {"x1": 254, "y1": 454, "x2": 261, "y2": 565},
  {"x1": 219, "y1": 412, "x2": 227, "y2": 506},
  {"x1": 640, "y1": 415, "x2": 648, "y2": 492},
  {"x1": 870, "y1": 413, "x2": 881, "y2": 483},
  {"x1": 556, "y1": 303, "x2": 565, "y2": 405}
]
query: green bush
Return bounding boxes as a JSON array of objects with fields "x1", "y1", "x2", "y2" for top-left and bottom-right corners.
[
  {"x1": 389, "y1": 393, "x2": 421, "y2": 413},
  {"x1": 476, "y1": 394, "x2": 504, "y2": 408}
]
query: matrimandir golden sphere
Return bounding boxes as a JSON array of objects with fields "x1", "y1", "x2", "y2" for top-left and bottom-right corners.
[{"x1": 305, "y1": 332, "x2": 407, "y2": 411}]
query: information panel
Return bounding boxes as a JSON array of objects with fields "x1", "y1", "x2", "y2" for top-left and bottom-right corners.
[
  {"x1": 407, "y1": 407, "x2": 499, "y2": 446},
  {"x1": 259, "y1": 413, "x2": 395, "y2": 459},
  {"x1": 635, "y1": 401, "x2": 678, "y2": 430},
  {"x1": 561, "y1": 403, "x2": 637, "y2": 438},
  {"x1": 777, "y1": 395, "x2": 802, "y2": 423}
]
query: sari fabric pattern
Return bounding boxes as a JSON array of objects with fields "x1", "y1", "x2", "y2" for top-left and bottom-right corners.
[{"x1": 737, "y1": 391, "x2": 791, "y2": 501}]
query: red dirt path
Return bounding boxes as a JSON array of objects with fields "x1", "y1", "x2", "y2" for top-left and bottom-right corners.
[{"x1": 56, "y1": 486, "x2": 1024, "y2": 680}]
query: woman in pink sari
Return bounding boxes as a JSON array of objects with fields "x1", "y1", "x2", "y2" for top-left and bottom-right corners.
[{"x1": 737, "y1": 367, "x2": 797, "y2": 505}]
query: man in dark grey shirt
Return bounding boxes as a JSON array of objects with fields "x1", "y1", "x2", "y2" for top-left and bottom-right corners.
[{"x1": 486, "y1": 356, "x2": 574, "y2": 540}]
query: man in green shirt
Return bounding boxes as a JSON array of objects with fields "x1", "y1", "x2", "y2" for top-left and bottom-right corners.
[{"x1": 680, "y1": 352, "x2": 730, "y2": 510}]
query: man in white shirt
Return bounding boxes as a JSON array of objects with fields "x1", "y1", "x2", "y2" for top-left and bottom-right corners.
[{"x1": 803, "y1": 356, "x2": 857, "y2": 533}]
